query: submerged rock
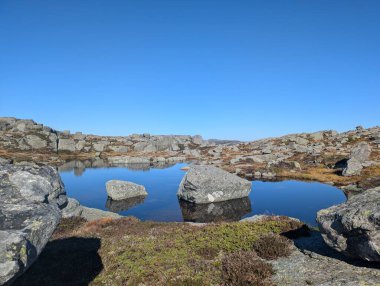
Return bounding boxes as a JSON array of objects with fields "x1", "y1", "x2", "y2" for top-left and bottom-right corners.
[
  {"x1": 0, "y1": 163, "x2": 66, "y2": 285},
  {"x1": 177, "y1": 165, "x2": 252, "y2": 203},
  {"x1": 106, "y1": 180, "x2": 148, "y2": 201},
  {"x1": 317, "y1": 187, "x2": 380, "y2": 262}
]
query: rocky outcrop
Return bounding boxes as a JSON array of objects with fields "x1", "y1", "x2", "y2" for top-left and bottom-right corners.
[
  {"x1": 0, "y1": 163, "x2": 67, "y2": 285},
  {"x1": 343, "y1": 142, "x2": 372, "y2": 176},
  {"x1": 177, "y1": 165, "x2": 252, "y2": 203},
  {"x1": 317, "y1": 187, "x2": 380, "y2": 261},
  {"x1": 0, "y1": 118, "x2": 206, "y2": 158},
  {"x1": 106, "y1": 180, "x2": 148, "y2": 201}
]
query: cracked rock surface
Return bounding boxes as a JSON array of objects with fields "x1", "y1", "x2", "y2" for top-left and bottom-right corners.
[
  {"x1": 272, "y1": 230, "x2": 380, "y2": 285},
  {"x1": 0, "y1": 162, "x2": 66, "y2": 285},
  {"x1": 317, "y1": 187, "x2": 380, "y2": 262}
]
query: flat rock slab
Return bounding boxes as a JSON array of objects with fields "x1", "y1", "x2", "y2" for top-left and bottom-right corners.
[
  {"x1": 177, "y1": 165, "x2": 252, "y2": 203},
  {"x1": 272, "y1": 231, "x2": 380, "y2": 285},
  {"x1": 0, "y1": 163, "x2": 66, "y2": 285},
  {"x1": 106, "y1": 180, "x2": 147, "y2": 201}
]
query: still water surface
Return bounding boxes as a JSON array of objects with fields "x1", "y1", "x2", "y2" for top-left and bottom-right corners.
[{"x1": 60, "y1": 163, "x2": 346, "y2": 226}]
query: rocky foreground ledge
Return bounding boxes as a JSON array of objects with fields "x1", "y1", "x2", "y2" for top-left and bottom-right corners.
[
  {"x1": 0, "y1": 162, "x2": 66, "y2": 285},
  {"x1": 0, "y1": 161, "x2": 124, "y2": 285}
]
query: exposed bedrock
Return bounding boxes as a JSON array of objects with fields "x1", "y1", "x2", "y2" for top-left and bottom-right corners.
[
  {"x1": 0, "y1": 162, "x2": 67, "y2": 285},
  {"x1": 317, "y1": 187, "x2": 380, "y2": 262}
]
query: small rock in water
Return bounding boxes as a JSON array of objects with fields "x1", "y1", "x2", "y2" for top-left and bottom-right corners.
[{"x1": 106, "y1": 180, "x2": 148, "y2": 201}]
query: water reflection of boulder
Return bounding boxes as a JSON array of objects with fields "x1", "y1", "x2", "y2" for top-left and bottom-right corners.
[
  {"x1": 179, "y1": 197, "x2": 252, "y2": 223},
  {"x1": 106, "y1": 195, "x2": 147, "y2": 213},
  {"x1": 58, "y1": 159, "x2": 178, "y2": 175}
]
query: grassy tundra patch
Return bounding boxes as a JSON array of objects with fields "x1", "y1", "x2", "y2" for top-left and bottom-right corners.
[{"x1": 15, "y1": 216, "x2": 306, "y2": 286}]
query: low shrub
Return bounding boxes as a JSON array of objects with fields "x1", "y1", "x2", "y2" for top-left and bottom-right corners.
[
  {"x1": 221, "y1": 251, "x2": 274, "y2": 286},
  {"x1": 252, "y1": 233, "x2": 292, "y2": 260}
]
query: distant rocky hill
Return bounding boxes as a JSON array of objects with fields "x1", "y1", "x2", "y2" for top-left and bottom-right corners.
[{"x1": 0, "y1": 117, "x2": 379, "y2": 191}]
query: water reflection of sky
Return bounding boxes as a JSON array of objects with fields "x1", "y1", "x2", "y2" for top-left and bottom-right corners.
[{"x1": 60, "y1": 163, "x2": 346, "y2": 226}]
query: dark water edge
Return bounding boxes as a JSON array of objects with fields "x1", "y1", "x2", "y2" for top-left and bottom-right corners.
[{"x1": 59, "y1": 162, "x2": 347, "y2": 226}]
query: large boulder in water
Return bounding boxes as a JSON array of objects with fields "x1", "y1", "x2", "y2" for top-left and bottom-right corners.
[
  {"x1": 317, "y1": 187, "x2": 380, "y2": 261},
  {"x1": 177, "y1": 165, "x2": 252, "y2": 204},
  {"x1": 0, "y1": 162, "x2": 67, "y2": 285},
  {"x1": 106, "y1": 180, "x2": 147, "y2": 201}
]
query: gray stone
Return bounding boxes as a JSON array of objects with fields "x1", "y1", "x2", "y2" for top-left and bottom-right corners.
[
  {"x1": 350, "y1": 142, "x2": 371, "y2": 163},
  {"x1": 62, "y1": 198, "x2": 83, "y2": 218},
  {"x1": 133, "y1": 142, "x2": 157, "y2": 152},
  {"x1": 25, "y1": 134, "x2": 47, "y2": 149},
  {"x1": 192, "y1": 135, "x2": 203, "y2": 145},
  {"x1": 80, "y1": 206, "x2": 122, "y2": 221},
  {"x1": 177, "y1": 165, "x2": 252, "y2": 203},
  {"x1": 0, "y1": 163, "x2": 66, "y2": 285},
  {"x1": 106, "y1": 180, "x2": 148, "y2": 200},
  {"x1": 317, "y1": 188, "x2": 380, "y2": 261},
  {"x1": 109, "y1": 145, "x2": 130, "y2": 153},
  {"x1": 0, "y1": 157, "x2": 11, "y2": 165},
  {"x1": 93, "y1": 141, "x2": 109, "y2": 152},
  {"x1": 343, "y1": 142, "x2": 371, "y2": 176},
  {"x1": 262, "y1": 172, "x2": 276, "y2": 178},
  {"x1": 309, "y1": 131, "x2": 324, "y2": 141},
  {"x1": 58, "y1": 138, "x2": 76, "y2": 152},
  {"x1": 272, "y1": 230, "x2": 380, "y2": 286}
]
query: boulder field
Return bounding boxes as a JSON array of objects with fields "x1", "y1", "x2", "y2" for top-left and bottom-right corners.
[{"x1": 0, "y1": 117, "x2": 380, "y2": 284}]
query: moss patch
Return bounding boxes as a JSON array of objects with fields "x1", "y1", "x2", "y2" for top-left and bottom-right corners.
[{"x1": 15, "y1": 216, "x2": 306, "y2": 286}]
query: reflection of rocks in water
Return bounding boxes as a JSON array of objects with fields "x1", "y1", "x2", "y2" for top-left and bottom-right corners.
[
  {"x1": 179, "y1": 197, "x2": 252, "y2": 223},
  {"x1": 106, "y1": 196, "x2": 146, "y2": 213},
  {"x1": 58, "y1": 159, "x2": 178, "y2": 175}
]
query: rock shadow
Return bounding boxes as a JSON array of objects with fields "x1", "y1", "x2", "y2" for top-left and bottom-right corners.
[
  {"x1": 179, "y1": 197, "x2": 252, "y2": 223},
  {"x1": 106, "y1": 195, "x2": 146, "y2": 212},
  {"x1": 292, "y1": 230, "x2": 380, "y2": 270},
  {"x1": 13, "y1": 237, "x2": 103, "y2": 286}
]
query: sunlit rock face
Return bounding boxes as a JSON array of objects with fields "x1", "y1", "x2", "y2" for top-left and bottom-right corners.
[
  {"x1": 106, "y1": 180, "x2": 148, "y2": 201},
  {"x1": 317, "y1": 187, "x2": 380, "y2": 262},
  {"x1": 0, "y1": 162, "x2": 66, "y2": 285},
  {"x1": 177, "y1": 165, "x2": 252, "y2": 204}
]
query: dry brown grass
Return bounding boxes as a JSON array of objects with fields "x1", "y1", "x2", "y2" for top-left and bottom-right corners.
[{"x1": 276, "y1": 166, "x2": 357, "y2": 185}]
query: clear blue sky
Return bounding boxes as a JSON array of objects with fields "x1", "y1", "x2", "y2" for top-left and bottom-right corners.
[{"x1": 0, "y1": 1, "x2": 379, "y2": 140}]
